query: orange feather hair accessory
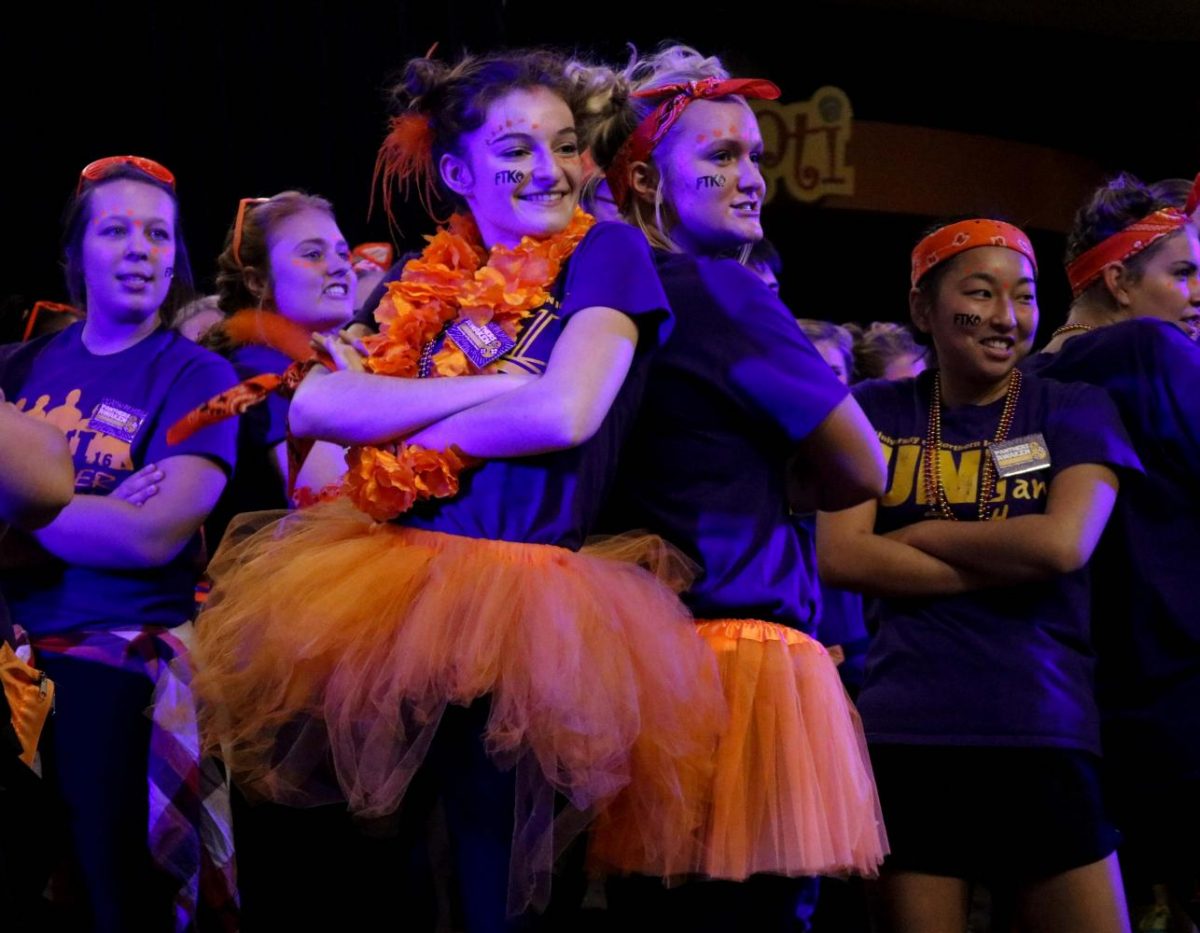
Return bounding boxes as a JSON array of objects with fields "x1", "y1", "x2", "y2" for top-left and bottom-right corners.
[{"x1": 372, "y1": 112, "x2": 439, "y2": 228}]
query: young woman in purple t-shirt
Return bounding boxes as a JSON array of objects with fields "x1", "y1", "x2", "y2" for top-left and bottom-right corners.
[
  {"x1": 191, "y1": 49, "x2": 724, "y2": 931},
  {"x1": 1029, "y1": 173, "x2": 1200, "y2": 927},
  {"x1": 585, "y1": 45, "x2": 889, "y2": 929},
  {"x1": 202, "y1": 192, "x2": 358, "y2": 546},
  {"x1": 818, "y1": 219, "x2": 1139, "y2": 933},
  {"x1": 0, "y1": 157, "x2": 240, "y2": 931}
]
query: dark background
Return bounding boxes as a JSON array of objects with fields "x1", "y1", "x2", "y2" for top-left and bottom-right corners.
[{"x1": 3, "y1": 0, "x2": 1198, "y2": 337}]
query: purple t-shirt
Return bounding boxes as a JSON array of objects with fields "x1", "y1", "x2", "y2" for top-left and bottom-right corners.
[
  {"x1": 599, "y1": 253, "x2": 848, "y2": 629},
  {"x1": 853, "y1": 369, "x2": 1140, "y2": 753},
  {"x1": 0, "y1": 323, "x2": 239, "y2": 633},
  {"x1": 401, "y1": 222, "x2": 671, "y2": 550},
  {"x1": 1027, "y1": 320, "x2": 1200, "y2": 779},
  {"x1": 205, "y1": 344, "x2": 292, "y2": 549}
]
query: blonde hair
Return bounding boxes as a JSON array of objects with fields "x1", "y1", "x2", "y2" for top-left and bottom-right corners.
[{"x1": 575, "y1": 45, "x2": 730, "y2": 252}]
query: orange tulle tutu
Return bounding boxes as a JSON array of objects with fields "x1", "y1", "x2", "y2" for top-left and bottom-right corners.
[
  {"x1": 591, "y1": 618, "x2": 887, "y2": 880},
  {"x1": 191, "y1": 500, "x2": 725, "y2": 905}
]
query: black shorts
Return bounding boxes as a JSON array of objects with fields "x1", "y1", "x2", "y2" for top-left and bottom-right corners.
[{"x1": 869, "y1": 744, "x2": 1120, "y2": 882}]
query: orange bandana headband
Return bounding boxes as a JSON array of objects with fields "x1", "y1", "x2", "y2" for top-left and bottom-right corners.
[{"x1": 910, "y1": 219, "x2": 1037, "y2": 288}]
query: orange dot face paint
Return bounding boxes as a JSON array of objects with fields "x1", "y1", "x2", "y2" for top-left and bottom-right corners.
[
  {"x1": 651, "y1": 98, "x2": 767, "y2": 255},
  {"x1": 80, "y1": 179, "x2": 177, "y2": 325},
  {"x1": 486, "y1": 116, "x2": 528, "y2": 146},
  {"x1": 457, "y1": 86, "x2": 582, "y2": 250}
]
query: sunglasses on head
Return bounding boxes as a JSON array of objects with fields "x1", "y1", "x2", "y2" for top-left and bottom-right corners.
[
  {"x1": 231, "y1": 197, "x2": 271, "y2": 269},
  {"x1": 77, "y1": 155, "x2": 176, "y2": 195},
  {"x1": 22, "y1": 301, "x2": 81, "y2": 343},
  {"x1": 351, "y1": 242, "x2": 395, "y2": 272}
]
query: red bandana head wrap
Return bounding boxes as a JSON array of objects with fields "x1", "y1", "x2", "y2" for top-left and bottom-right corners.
[
  {"x1": 1065, "y1": 173, "x2": 1200, "y2": 298},
  {"x1": 910, "y1": 219, "x2": 1038, "y2": 289},
  {"x1": 605, "y1": 76, "x2": 781, "y2": 209}
]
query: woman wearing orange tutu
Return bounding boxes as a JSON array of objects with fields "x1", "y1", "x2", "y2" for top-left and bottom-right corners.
[
  {"x1": 582, "y1": 46, "x2": 889, "y2": 929},
  {"x1": 190, "y1": 49, "x2": 724, "y2": 931}
]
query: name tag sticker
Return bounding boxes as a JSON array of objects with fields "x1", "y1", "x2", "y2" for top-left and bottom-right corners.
[
  {"x1": 990, "y1": 433, "x2": 1051, "y2": 478},
  {"x1": 445, "y1": 319, "x2": 516, "y2": 369},
  {"x1": 88, "y1": 399, "x2": 147, "y2": 444}
]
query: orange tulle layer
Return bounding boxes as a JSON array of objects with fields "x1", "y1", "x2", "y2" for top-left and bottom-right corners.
[
  {"x1": 591, "y1": 618, "x2": 888, "y2": 880},
  {"x1": 191, "y1": 500, "x2": 725, "y2": 903}
]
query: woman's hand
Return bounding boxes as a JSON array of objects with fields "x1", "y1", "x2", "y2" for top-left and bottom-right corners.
[
  {"x1": 33, "y1": 455, "x2": 227, "y2": 570},
  {"x1": 340, "y1": 323, "x2": 374, "y2": 345},
  {"x1": 317, "y1": 332, "x2": 367, "y2": 373},
  {"x1": 108, "y1": 463, "x2": 164, "y2": 507}
]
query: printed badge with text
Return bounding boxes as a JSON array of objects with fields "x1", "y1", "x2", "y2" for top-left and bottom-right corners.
[
  {"x1": 88, "y1": 399, "x2": 148, "y2": 444},
  {"x1": 990, "y1": 433, "x2": 1051, "y2": 478},
  {"x1": 445, "y1": 319, "x2": 516, "y2": 369}
]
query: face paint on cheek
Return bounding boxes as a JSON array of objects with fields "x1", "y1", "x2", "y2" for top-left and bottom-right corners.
[
  {"x1": 953, "y1": 313, "x2": 982, "y2": 328},
  {"x1": 292, "y1": 258, "x2": 321, "y2": 269},
  {"x1": 494, "y1": 170, "x2": 525, "y2": 185},
  {"x1": 696, "y1": 175, "x2": 727, "y2": 189}
]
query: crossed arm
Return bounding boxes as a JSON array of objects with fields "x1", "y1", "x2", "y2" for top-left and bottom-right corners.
[
  {"x1": 33, "y1": 454, "x2": 227, "y2": 570},
  {"x1": 817, "y1": 463, "x2": 1120, "y2": 598},
  {"x1": 291, "y1": 306, "x2": 639, "y2": 458}
]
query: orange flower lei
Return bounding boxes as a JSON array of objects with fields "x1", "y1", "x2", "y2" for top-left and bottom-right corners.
[{"x1": 338, "y1": 207, "x2": 596, "y2": 521}]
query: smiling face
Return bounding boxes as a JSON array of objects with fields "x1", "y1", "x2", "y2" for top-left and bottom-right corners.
[
  {"x1": 912, "y1": 246, "x2": 1038, "y2": 400},
  {"x1": 443, "y1": 86, "x2": 583, "y2": 249},
  {"x1": 651, "y1": 98, "x2": 766, "y2": 256},
  {"x1": 265, "y1": 208, "x2": 356, "y2": 332},
  {"x1": 1123, "y1": 227, "x2": 1200, "y2": 338},
  {"x1": 80, "y1": 179, "x2": 177, "y2": 327}
]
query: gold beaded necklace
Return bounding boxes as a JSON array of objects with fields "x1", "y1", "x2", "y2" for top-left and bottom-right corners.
[
  {"x1": 923, "y1": 370, "x2": 1022, "y2": 522},
  {"x1": 1049, "y1": 322, "x2": 1095, "y2": 341}
]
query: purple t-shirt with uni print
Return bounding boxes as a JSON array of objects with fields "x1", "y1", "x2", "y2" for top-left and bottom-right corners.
[
  {"x1": 599, "y1": 252, "x2": 848, "y2": 630},
  {"x1": 853, "y1": 369, "x2": 1140, "y2": 753},
  {"x1": 1027, "y1": 320, "x2": 1200, "y2": 779},
  {"x1": 402, "y1": 222, "x2": 671, "y2": 550},
  {"x1": 0, "y1": 323, "x2": 238, "y2": 633}
]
